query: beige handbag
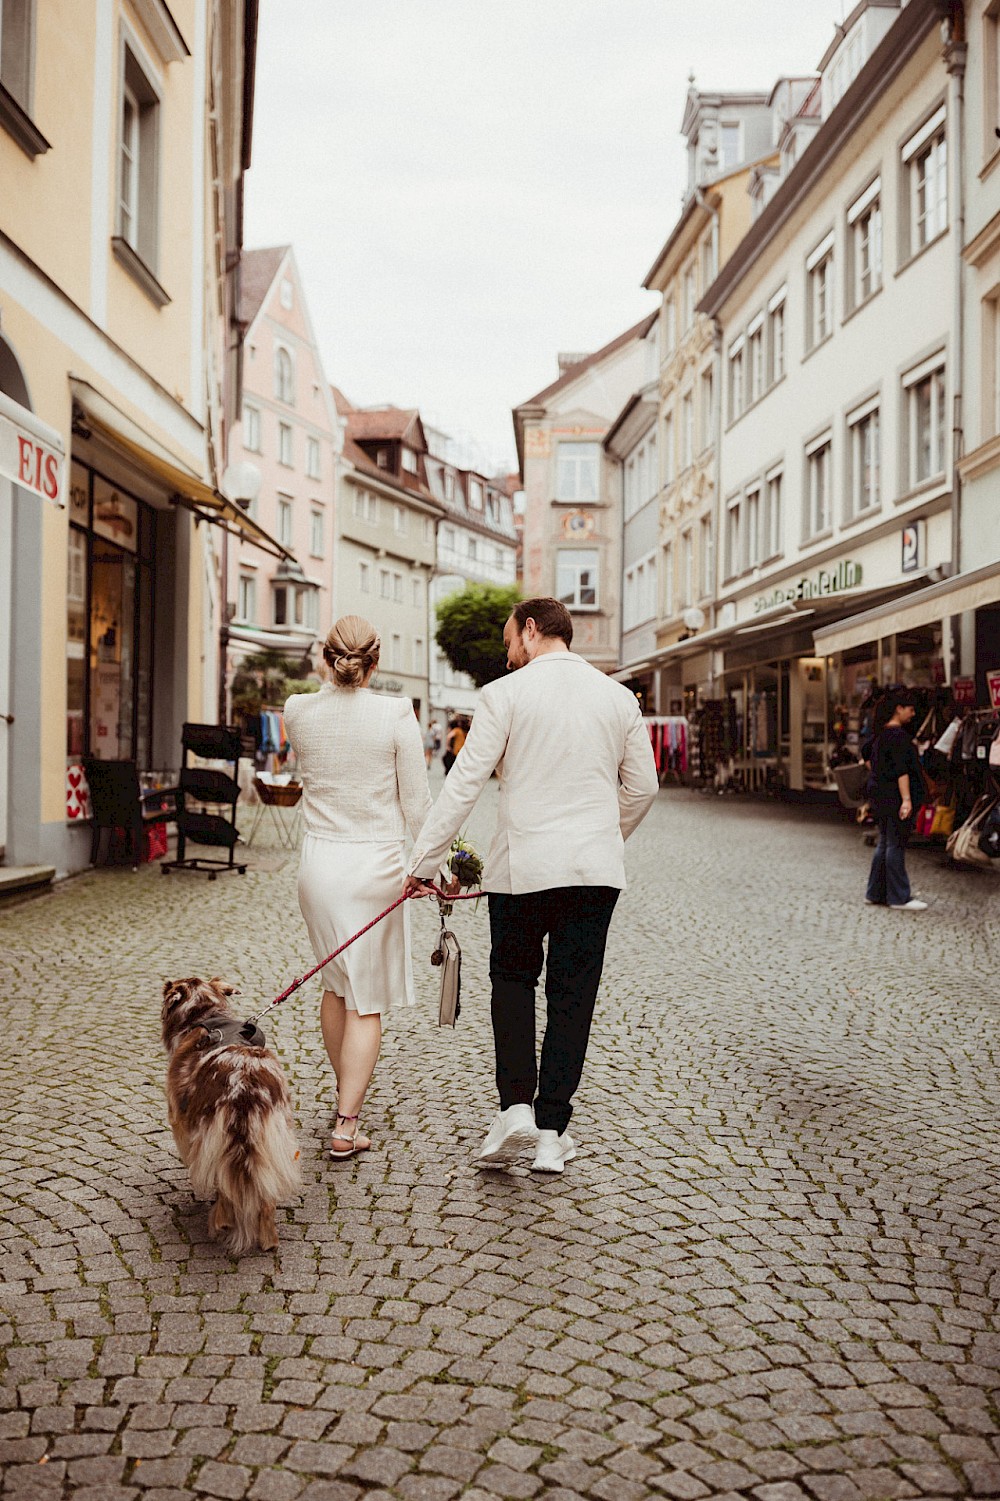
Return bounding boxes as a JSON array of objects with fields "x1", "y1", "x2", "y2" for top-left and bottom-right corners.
[
  {"x1": 947, "y1": 794, "x2": 997, "y2": 867},
  {"x1": 435, "y1": 928, "x2": 462, "y2": 1026}
]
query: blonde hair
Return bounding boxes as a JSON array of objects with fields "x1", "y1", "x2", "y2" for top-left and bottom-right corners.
[{"x1": 322, "y1": 615, "x2": 380, "y2": 689}]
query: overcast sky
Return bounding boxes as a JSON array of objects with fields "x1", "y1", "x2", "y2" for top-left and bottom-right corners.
[{"x1": 246, "y1": 1, "x2": 850, "y2": 474}]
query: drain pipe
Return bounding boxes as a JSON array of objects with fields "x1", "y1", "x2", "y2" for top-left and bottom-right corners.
[{"x1": 942, "y1": 4, "x2": 966, "y2": 577}]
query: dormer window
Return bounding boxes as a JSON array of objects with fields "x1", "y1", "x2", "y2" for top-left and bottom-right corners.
[
  {"x1": 376, "y1": 449, "x2": 388, "y2": 468},
  {"x1": 401, "y1": 448, "x2": 418, "y2": 475},
  {"x1": 720, "y1": 122, "x2": 741, "y2": 171}
]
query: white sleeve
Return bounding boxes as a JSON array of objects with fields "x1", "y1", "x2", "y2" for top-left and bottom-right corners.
[
  {"x1": 618, "y1": 702, "x2": 659, "y2": 840},
  {"x1": 394, "y1": 702, "x2": 433, "y2": 843},
  {"x1": 408, "y1": 685, "x2": 510, "y2": 878}
]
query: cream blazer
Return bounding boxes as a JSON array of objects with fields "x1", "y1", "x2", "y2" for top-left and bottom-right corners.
[{"x1": 409, "y1": 651, "x2": 658, "y2": 894}]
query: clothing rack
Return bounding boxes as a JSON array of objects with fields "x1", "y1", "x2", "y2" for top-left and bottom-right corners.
[{"x1": 644, "y1": 715, "x2": 689, "y2": 782}]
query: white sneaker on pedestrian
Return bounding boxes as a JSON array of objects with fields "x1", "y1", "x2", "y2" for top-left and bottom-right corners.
[
  {"x1": 531, "y1": 1130, "x2": 577, "y2": 1174},
  {"x1": 889, "y1": 898, "x2": 928, "y2": 911},
  {"x1": 475, "y1": 1104, "x2": 539, "y2": 1168}
]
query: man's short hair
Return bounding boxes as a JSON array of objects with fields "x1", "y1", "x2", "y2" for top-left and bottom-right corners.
[{"x1": 512, "y1": 597, "x2": 573, "y2": 647}]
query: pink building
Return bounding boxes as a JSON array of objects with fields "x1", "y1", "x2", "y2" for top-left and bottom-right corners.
[{"x1": 225, "y1": 246, "x2": 339, "y2": 683}]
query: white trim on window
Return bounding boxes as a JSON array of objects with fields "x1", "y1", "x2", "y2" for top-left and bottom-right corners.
[
  {"x1": 903, "y1": 349, "x2": 947, "y2": 388},
  {"x1": 846, "y1": 392, "x2": 880, "y2": 426},
  {"x1": 902, "y1": 104, "x2": 947, "y2": 163},
  {"x1": 806, "y1": 230, "x2": 835, "y2": 272},
  {"x1": 767, "y1": 284, "x2": 787, "y2": 313},
  {"x1": 805, "y1": 427, "x2": 833, "y2": 457},
  {"x1": 747, "y1": 312, "x2": 764, "y2": 337},
  {"x1": 848, "y1": 175, "x2": 881, "y2": 225}
]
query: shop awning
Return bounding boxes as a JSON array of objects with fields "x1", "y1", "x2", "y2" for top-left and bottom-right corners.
[
  {"x1": 0, "y1": 389, "x2": 66, "y2": 506},
  {"x1": 813, "y1": 563, "x2": 1000, "y2": 655},
  {"x1": 70, "y1": 379, "x2": 293, "y2": 560},
  {"x1": 228, "y1": 623, "x2": 317, "y2": 654}
]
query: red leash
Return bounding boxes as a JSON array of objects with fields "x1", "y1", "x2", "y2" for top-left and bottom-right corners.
[{"x1": 246, "y1": 883, "x2": 480, "y2": 1026}]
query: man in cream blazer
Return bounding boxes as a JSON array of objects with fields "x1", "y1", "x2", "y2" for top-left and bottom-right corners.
[{"x1": 404, "y1": 597, "x2": 658, "y2": 1173}]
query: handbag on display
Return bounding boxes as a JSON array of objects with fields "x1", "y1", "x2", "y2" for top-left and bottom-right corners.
[
  {"x1": 947, "y1": 794, "x2": 999, "y2": 868},
  {"x1": 978, "y1": 802, "x2": 1000, "y2": 859},
  {"x1": 915, "y1": 805, "x2": 934, "y2": 836},
  {"x1": 934, "y1": 717, "x2": 962, "y2": 755},
  {"x1": 930, "y1": 800, "x2": 956, "y2": 837},
  {"x1": 990, "y1": 726, "x2": 1000, "y2": 769}
]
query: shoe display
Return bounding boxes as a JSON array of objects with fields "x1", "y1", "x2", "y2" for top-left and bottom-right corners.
[
  {"x1": 889, "y1": 898, "x2": 928, "y2": 911},
  {"x1": 531, "y1": 1130, "x2": 577, "y2": 1174},
  {"x1": 475, "y1": 1104, "x2": 539, "y2": 1168}
]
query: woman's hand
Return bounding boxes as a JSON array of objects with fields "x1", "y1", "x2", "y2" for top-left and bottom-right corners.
[{"x1": 900, "y1": 798, "x2": 913, "y2": 820}]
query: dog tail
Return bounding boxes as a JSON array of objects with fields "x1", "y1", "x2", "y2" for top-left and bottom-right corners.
[{"x1": 191, "y1": 1104, "x2": 301, "y2": 1256}]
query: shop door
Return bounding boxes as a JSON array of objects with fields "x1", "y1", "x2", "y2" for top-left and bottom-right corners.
[{"x1": 0, "y1": 475, "x2": 11, "y2": 860}]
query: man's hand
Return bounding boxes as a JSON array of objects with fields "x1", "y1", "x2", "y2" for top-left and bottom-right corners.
[{"x1": 402, "y1": 874, "x2": 436, "y2": 899}]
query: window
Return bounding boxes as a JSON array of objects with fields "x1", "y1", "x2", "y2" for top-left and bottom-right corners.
[
  {"x1": 767, "y1": 292, "x2": 786, "y2": 384},
  {"x1": 663, "y1": 297, "x2": 676, "y2": 357},
  {"x1": 728, "y1": 339, "x2": 745, "y2": 422},
  {"x1": 353, "y1": 488, "x2": 377, "y2": 523},
  {"x1": 848, "y1": 179, "x2": 882, "y2": 308},
  {"x1": 423, "y1": 517, "x2": 434, "y2": 543},
  {"x1": 700, "y1": 368, "x2": 714, "y2": 451},
  {"x1": 623, "y1": 554, "x2": 656, "y2": 631},
  {"x1": 413, "y1": 637, "x2": 424, "y2": 673},
  {"x1": 662, "y1": 542, "x2": 674, "y2": 618},
  {"x1": 681, "y1": 530, "x2": 694, "y2": 609},
  {"x1": 726, "y1": 495, "x2": 742, "y2": 579},
  {"x1": 277, "y1": 496, "x2": 292, "y2": 546},
  {"x1": 237, "y1": 572, "x2": 256, "y2": 621},
  {"x1": 556, "y1": 443, "x2": 600, "y2": 501},
  {"x1": 278, "y1": 422, "x2": 293, "y2": 467},
  {"x1": 393, "y1": 504, "x2": 406, "y2": 535},
  {"x1": 720, "y1": 121, "x2": 741, "y2": 171},
  {"x1": 1, "y1": 0, "x2": 34, "y2": 115},
  {"x1": 243, "y1": 404, "x2": 261, "y2": 454},
  {"x1": 847, "y1": 400, "x2": 880, "y2": 519},
  {"x1": 393, "y1": 572, "x2": 404, "y2": 603},
  {"x1": 359, "y1": 560, "x2": 370, "y2": 593},
  {"x1": 805, "y1": 435, "x2": 833, "y2": 539},
  {"x1": 904, "y1": 107, "x2": 947, "y2": 254},
  {"x1": 116, "y1": 48, "x2": 160, "y2": 271},
  {"x1": 748, "y1": 318, "x2": 764, "y2": 403},
  {"x1": 401, "y1": 447, "x2": 418, "y2": 474},
  {"x1": 663, "y1": 414, "x2": 675, "y2": 485},
  {"x1": 444, "y1": 470, "x2": 456, "y2": 501},
  {"x1": 310, "y1": 506, "x2": 324, "y2": 556},
  {"x1": 273, "y1": 586, "x2": 287, "y2": 626},
  {"x1": 701, "y1": 235, "x2": 716, "y2": 289},
  {"x1": 646, "y1": 431, "x2": 657, "y2": 497},
  {"x1": 683, "y1": 266, "x2": 696, "y2": 330},
  {"x1": 379, "y1": 568, "x2": 391, "y2": 600},
  {"x1": 745, "y1": 486, "x2": 761, "y2": 568},
  {"x1": 442, "y1": 524, "x2": 456, "y2": 553},
  {"x1": 280, "y1": 278, "x2": 293, "y2": 310},
  {"x1": 682, "y1": 393, "x2": 694, "y2": 470},
  {"x1": 764, "y1": 469, "x2": 783, "y2": 559},
  {"x1": 390, "y1": 634, "x2": 402, "y2": 670},
  {"x1": 469, "y1": 479, "x2": 484, "y2": 509},
  {"x1": 468, "y1": 536, "x2": 478, "y2": 562},
  {"x1": 275, "y1": 347, "x2": 295, "y2": 405},
  {"x1": 700, "y1": 517, "x2": 713, "y2": 598},
  {"x1": 904, "y1": 357, "x2": 946, "y2": 487},
  {"x1": 306, "y1": 436, "x2": 321, "y2": 479},
  {"x1": 376, "y1": 449, "x2": 388, "y2": 469},
  {"x1": 556, "y1": 549, "x2": 599, "y2": 609},
  {"x1": 806, "y1": 234, "x2": 834, "y2": 349},
  {"x1": 412, "y1": 577, "x2": 422, "y2": 608}
]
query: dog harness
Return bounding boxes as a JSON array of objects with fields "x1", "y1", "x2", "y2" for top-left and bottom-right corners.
[{"x1": 194, "y1": 1015, "x2": 267, "y2": 1049}]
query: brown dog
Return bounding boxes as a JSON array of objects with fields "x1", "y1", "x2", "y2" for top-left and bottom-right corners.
[{"x1": 161, "y1": 977, "x2": 301, "y2": 1253}]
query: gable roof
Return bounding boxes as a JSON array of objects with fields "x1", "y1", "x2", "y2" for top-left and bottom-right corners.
[
  {"x1": 239, "y1": 246, "x2": 289, "y2": 326},
  {"x1": 330, "y1": 385, "x2": 355, "y2": 417},
  {"x1": 513, "y1": 312, "x2": 657, "y2": 414},
  {"x1": 347, "y1": 407, "x2": 423, "y2": 444}
]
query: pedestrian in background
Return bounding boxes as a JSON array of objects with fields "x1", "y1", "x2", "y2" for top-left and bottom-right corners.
[
  {"x1": 403, "y1": 597, "x2": 658, "y2": 1173},
  {"x1": 864, "y1": 687, "x2": 927, "y2": 911},
  {"x1": 285, "y1": 616, "x2": 432, "y2": 1160},
  {"x1": 442, "y1": 715, "x2": 467, "y2": 776}
]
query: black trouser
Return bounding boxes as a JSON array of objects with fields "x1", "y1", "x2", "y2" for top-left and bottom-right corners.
[{"x1": 487, "y1": 886, "x2": 619, "y2": 1135}]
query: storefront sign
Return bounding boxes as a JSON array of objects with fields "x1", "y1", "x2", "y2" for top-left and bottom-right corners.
[
  {"x1": 753, "y1": 560, "x2": 862, "y2": 615},
  {"x1": 901, "y1": 522, "x2": 924, "y2": 574},
  {"x1": 953, "y1": 677, "x2": 976, "y2": 706},
  {"x1": 986, "y1": 669, "x2": 1000, "y2": 710},
  {"x1": 0, "y1": 402, "x2": 66, "y2": 507},
  {"x1": 561, "y1": 509, "x2": 594, "y2": 539}
]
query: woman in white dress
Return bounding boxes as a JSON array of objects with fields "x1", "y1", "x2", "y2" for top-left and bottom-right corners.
[{"x1": 284, "y1": 616, "x2": 432, "y2": 1158}]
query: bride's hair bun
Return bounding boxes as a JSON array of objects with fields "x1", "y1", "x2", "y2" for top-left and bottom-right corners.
[{"x1": 323, "y1": 615, "x2": 380, "y2": 689}]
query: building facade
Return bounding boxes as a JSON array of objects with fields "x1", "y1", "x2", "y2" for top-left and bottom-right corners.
[
  {"x1": 225, "y1": 246, "x2": 339, "y2": 679},
  {"x1": 514, "y1": 316, "x2": 657, "y2": 673},
  {"x1": 0, "y1": 0, "x2": 274, "y2": 877}
]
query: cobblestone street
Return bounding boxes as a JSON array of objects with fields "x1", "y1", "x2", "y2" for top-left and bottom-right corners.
[{"x1": 2, "y1": 782, "x2": 999, "y2": 1501}]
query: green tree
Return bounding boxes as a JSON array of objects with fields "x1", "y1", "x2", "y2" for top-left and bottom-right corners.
[{"x1": 435, "y1": 582, "x2": 521, "y2": 688}]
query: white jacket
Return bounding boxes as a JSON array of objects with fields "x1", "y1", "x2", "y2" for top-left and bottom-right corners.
[{"x1": 409, "y1": 651, "x2": 658, "y2": 893}]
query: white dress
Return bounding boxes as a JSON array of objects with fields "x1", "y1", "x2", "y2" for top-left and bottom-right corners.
[{"x1": 284, "y1": 686, "x2": 433, "y2": 1015}]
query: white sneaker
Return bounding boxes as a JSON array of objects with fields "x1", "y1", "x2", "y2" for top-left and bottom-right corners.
[
  {"x1": 531, "y1": 1130, "x2": 577, "y2": 1174},
  {"x1": 889, "y1": 898, "x2": 928, "y2": 911},
  {"x1": 475, "y1": 1104, "x2": 539, "y2": 1168}
]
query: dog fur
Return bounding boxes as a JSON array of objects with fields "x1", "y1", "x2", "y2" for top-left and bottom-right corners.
[{"x1": 161, "y1": 977, "x2": 301, "y2": 1253}]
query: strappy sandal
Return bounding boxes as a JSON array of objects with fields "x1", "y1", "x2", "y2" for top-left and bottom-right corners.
[{"x1": 330, "y1": 1112, "x2": 366, "y2": 1160}]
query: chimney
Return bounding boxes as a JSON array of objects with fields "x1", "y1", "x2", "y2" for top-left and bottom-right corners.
[{"x1": 557, "y1": 351, "x2": 590, "y2": 375}]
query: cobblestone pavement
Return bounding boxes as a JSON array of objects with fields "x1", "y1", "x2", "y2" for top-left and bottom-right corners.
[{"x1": 2, "y1": 781, "x2": 1000, "y2": 1501}]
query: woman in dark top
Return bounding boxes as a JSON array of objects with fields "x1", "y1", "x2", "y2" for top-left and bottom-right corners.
[{"x1": 863, "y1": 688, "x2": 927, "y2": 911}]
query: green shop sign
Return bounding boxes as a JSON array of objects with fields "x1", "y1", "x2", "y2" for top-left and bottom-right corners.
[{"x1": 753, "y1": 559, "x2": 862, "y2": 616}]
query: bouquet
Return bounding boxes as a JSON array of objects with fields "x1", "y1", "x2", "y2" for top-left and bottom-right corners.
[{"x1": 446, "y1": 835, "x2": 483, "y2": 890}]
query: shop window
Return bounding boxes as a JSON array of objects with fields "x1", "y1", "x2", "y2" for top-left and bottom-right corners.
[
  {"x1": 767, "y1": 292, "x2": 786, "y2": 384},
  {"x1": 556, "y1": 548, "x2": 598, "y2": 609},
  {"x1": 275, "y1": 346, "x2": 295, "y2": 405},
  {"x1": 804, "y1": 435, "x2": 833, "y2": 539},
  {"x1": 65, "y1": 462, "x2": 155, "y2": 769},
  {"x1": 846, "y1": 399, "x2": 880, "y2": 520},
  {"x1": 902, "y1": 106, "x2": 946, "y2": 258},
  {"x1": 903, "y1": 356, "x2": 946, "y2": 488},
  {"x1": 806, "y1": 233, "x2": 834, "y2": 350},
  {"x1": 847, "y1": 179, "x2": 882, "y2": 310},
  {"x1": 555, "y1": 443, "x2": 599, "y2": 502},
  {"x1": 115, "y1": 45, "x2": 161, "y2": 284},
  {"x1": 243, "y1": 403, "x2": 261, "y2": 454},
  {"x1": 764, "y1": 468, "x2": 783, "y2": 559},
  {"x1": 237, "y1": 573, "x2": 256, "y2": 621}
]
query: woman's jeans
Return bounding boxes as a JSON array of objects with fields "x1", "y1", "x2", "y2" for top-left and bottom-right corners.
[{"x1": 866, "y1": 813, "x2": 912, "y2": 906}]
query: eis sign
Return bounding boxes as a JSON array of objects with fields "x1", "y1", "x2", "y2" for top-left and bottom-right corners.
[
  {"x1": 753, "y1": 559, "x2": 862, "y2": 615},
  {"x1": 0, "y1": 406, "x2": 65, "y2": 507}
]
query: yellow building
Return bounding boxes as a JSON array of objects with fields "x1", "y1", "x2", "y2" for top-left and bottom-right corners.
[{"x1": 0, "y1": 0, "x2": 281, "y2": 882}]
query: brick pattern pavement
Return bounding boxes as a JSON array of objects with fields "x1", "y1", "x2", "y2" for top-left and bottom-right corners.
[{"x1": 1, "y1": 785, "x2": 999, "y2": 1501}]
